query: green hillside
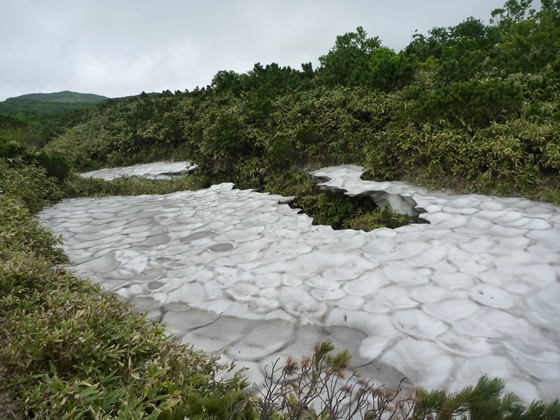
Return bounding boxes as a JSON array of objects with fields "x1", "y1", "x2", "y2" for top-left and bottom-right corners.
[
  {"x1": 7, "y1": 91, "x2": 107, "y2": 104},
  {"x1": 0, "y1": 91, "x2": 108, "y2": 116},
  {"x1": 0, "y1": 91, "x2": 109, "y2": 149}
]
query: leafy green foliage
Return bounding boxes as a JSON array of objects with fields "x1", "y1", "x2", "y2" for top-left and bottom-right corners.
[
  {"x1": 361, "y1": 118, "x2": 560, "y2": 203},
  {"x1": 406, "y1": 18, "x2": 501, "y2": 81},
  {"x1": 400, "y1": 78, "x2": 524, "y2": 128},
  {"x1": 33, "y1": 150, "x2": 72, "y2": 181},
  {"x1": 158, "y1": 389, "x2": 257, "y2": 420},
  {"x1": 0, "y1": 196, "x2": 67, "y2": 268},
  {"x1": 0, "y1": 137, "x2": 28, "y2": 158},
  {"x1": 413, "y1": 376, "x2": 560, "y2": 420},
  {"x1": 45, "y1": 93, "x2": 192, "y2": 171},
  {"x1": 0, "y1": 137, "x2": 71, "y2": 186},
  {"x1": 370, "y1": 47, "x2": 416, "y2": 92},
  {"x1": 342, "y1": 207, "x2": 420, "y2": 231},
  {"x1": 0, "y1": 158, "x2": 64, "y2": 212},
  {"x1": 212, "y1": 62, "x2": 314, "y2": 99},
  {"x1": 62, "y1": 172, "x2": 206, "y2": 199},
  {"x1": 0, "y1": 251, "x2": 250, "y2": 419},
  {"x1": 0, "y1": 110, "x2": 91, "y2": 151},
  {"x1": 318, "y1": 26, "x2": 381, "y2": 87}
]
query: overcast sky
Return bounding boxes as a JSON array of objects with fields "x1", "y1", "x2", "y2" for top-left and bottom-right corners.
[{"x1": 0, "y1": 0, "x2": 532, "y2": 101}]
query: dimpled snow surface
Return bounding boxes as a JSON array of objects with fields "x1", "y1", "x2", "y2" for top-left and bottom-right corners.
[
  {"x1": 80, "y1": 161, "x2": 196, "y2": 180},
  {"x1": 40, "y1": 163, "x2": 560, "y2": 403}
]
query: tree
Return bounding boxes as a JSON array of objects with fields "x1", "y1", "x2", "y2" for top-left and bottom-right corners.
[
  {"x1": 370, "y1": 47, "x2": 416, "y2": 91},
  {"x1": 318, "y1": 26, "x2": 381, "y2": 87}
]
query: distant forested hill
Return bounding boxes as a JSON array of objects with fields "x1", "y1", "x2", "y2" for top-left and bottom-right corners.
[
  {"x1": 0, "y1": 91, "x2": 108, "y2": 115},
  {"x1": 0, "y1": 90, "x2": 165, "y2": 148},
  {"x1": 0, "y1": 91, "x2": 109, "y2": 148}
]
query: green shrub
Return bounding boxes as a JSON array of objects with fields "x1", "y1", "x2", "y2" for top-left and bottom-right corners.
[
  {"x1": 362, "y1": 119, "x2": 560, "y2": 203},
  {"x1": 0, "y1": 198, "x2": 66, "y2": 266},
  {"x1": 0, "y1": 159, "x2": 64, "y2": 212},
  {"x1": 414, "y1": 376, "x2": 560, "y2": 420},
  {"x1": 342, "y1": 207, "x2": 421, "y2": 231},
  {"x1": 0, "y1": 258, "x2": 250, "y2": 419},
  {"x1": 0, "y1": 138, "x2": 30, "y2": 159},
  {"x1": 400, "y1": 78, "x2": 524, "y2": 128},
  {"x1": 34, "y1": 150, "x2": 72, "y2": 181}
]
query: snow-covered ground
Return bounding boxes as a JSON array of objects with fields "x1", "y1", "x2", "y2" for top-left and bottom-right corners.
[
  {"x1": 40, "y1": 163, "x2": 560, "y2": 403},
  {"x1": 80, "y1": 161, "x2": 196, "y2": 180}
]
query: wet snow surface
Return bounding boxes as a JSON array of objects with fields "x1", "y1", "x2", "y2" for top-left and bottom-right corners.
[{"x1": 40, "y1": 164, "x2": 560, "y2": 403}]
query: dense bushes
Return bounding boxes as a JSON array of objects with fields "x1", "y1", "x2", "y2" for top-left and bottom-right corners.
[
  {"x1": 43, "y1": 1, "x2": 560, "y2": 204},
  {"x1": 45, "y1": 77, "x2": 560, "y2": 203},
  {"x1": 360, "y1": 118, "x2": 560, "y2": 202},
  {"x1": 0, "y1": 159, "x2": 64, "y2": 213},
  {"x1": 399, "y1": 78, "x2": 525, "y2": 128},
  {"x1": 0, "y1": 199, "x2": 250, "y2": 419},
  {"x1": 0, "y1": 136, "x2": 71, "y2": 181}
]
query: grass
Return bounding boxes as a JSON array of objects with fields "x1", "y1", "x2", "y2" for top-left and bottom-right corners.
[{"x1": 61, "y1": 171, "x2": 207, "y2": 199}]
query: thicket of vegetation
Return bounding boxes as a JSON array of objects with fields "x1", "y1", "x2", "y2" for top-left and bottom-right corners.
[
  {"x1": 2, "y1": 0, "x2": 560, "y2": 417},
  {"x1": 0, "y1": 108, "x2": 92, "y2": 151},
  {"x1": 44, "y1": 0, "x2": 560, "y2": 204}
]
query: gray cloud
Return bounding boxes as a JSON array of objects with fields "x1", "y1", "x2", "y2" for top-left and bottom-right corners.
[{"x1": 0, "y1": 0, "x2": 528, "y2": 101}]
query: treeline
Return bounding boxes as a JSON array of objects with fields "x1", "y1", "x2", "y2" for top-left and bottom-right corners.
[{"x1": 41, "y1": 0, "x2": 560, "y2": 202}]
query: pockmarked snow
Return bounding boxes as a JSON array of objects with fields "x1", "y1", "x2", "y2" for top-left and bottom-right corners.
[
  {"x1": 39, "y1": 163, "x2": 560, "y2": 403},
  {"x1": 80, "y1": 161, "x2": 196, "y2": 180}
]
